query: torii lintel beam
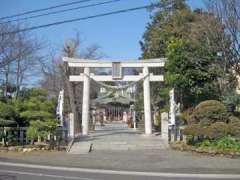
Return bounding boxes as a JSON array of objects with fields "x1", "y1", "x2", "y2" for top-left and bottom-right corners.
[
  {"x1": 69, "y1": 74, "x2": 164, "y2": 82},
  {"x1": 63, "y1": 57, "x2": 166, "y2": 68}
]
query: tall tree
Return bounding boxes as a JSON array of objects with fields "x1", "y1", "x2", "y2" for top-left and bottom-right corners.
[
  {"x1": 40, "y1": 33, "x2": 102, "y2": 134},
  {"x1": 0, "y1": 23, "x2": 42, "y2": 97},
  {"x1": 140, "y1": 0, "x2": 192, "y2": 58},
  {"x1": 139, "y1": 0, "x2": 235, "y2": 110},
  {"x1": 205, "y1": 0, "x2": 240, "y2": 74}
]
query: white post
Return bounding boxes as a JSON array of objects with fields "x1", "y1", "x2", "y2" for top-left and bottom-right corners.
[
  {"x1": 169, "y1": 88, "x2": 176, "y2": 142},
  {"x1": 143, "y1": 66, "x2": 152, "y2": 135},
  {"x1": 161, "y1": 112, "x2": 169, "y2": 143},
  {"x1": 133, "y1": 111, "x2": 136, "y2": 130},
  {"x1": 169, "y1": 88, "x2": 176, "y2": 125},
  {"x1": 82, "y1": 67, "x2": 90, "y2": 135},
  {"x1": 20, "y1": 129, "x2": 24, "y2": 144},
  {"x1": 69, "y1": 113, "x2": 74, "y2": 138},
  {"x1": 92, "y1": 109, "x2": 96, "y2": 130}
]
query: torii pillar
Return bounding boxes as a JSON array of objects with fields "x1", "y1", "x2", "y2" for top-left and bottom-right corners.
[
  {"x1": 143, "y1": 66, "x2": 152, "y2": 135},
  {"x1": 82, "y1": 67, "x2": 90, "y2": 135}
]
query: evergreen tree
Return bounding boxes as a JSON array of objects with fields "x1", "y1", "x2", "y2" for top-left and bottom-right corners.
[{"x1": 139, "y1": 0, "x2": 235, "y2": 110}]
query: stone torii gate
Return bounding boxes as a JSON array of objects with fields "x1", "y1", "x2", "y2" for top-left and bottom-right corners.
[{"x1": 63, "y1": 57, "x2": 166, "y2": 136}]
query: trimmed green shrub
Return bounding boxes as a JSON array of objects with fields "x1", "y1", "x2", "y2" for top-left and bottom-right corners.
[
  {"x1": 228, "y1": 121, "x2": 240, "y2": 138},
  {"x1": 183, "y1": 100, "x2": 240, "y2": 141},
  {"x1": 0, "y1": 102, "x2": 17, "y2": 120},
  {"x1": 229, "y1": 115, "x2": 240, "y2": 123},
  {"x1": 205, "y1": 122, "x2": 229, "y2": 139},
  {"x1": 184, "y1": 121, "x2": 240, "y2": 141},
  {"x1": 189, "y1": 100, "x2": 229, "y2": 125},
  {"x1": 183, "y1": 124, "x2": 206, "y2": 137},
  {"x1": 27, "y1": 119, "x2": 58, "y2": 146}
]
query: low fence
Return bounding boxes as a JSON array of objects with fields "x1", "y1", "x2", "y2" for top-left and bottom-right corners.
[
  {"x1": 168, "y1": 126, "x2": 186, "y2": 142},
  {"x1": 0, "y1": 127, "x2": 69, "y2": 146}
]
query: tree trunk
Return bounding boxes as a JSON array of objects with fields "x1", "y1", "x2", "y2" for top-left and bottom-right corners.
[
  {"x1": 62, "y1": 63, "x2": 80, "y2": 136},
  {"x1": 16, "y1": 58, "x2": 21, "y2": 98},
  {"x1": 4, "y1": 64, "x2": 10, "y2": 97}
]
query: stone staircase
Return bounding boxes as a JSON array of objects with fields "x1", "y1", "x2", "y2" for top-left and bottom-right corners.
[
  {"x1": 95, "y1": 121, "x2": 129, "y2": 130},
  {"x1": 69, "y1": 121, "x2": 168, "y2": 154}
]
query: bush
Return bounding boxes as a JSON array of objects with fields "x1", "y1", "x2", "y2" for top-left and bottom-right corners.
[
  {"x1": 189, "y1": 100, "x2": 229, "y2": 126},
  {"x1": 27, "y1": 119, "x2": 58, "y2": 146},
  {"x1": 178, "y1": 108, "x2": 193, "y2": 124},
  {"x1": 182, "y1": 100, "x2": 240, "y2": 153},
  {"x1": 229, "y1": 115, "x2": 240, "y2": 123},
  {"x1": 228, "y1": 121, "x2": 240, "y2": 138},
  {"x1": 20, "y1": 111, "x2": 54, "y2": 120},
  {"x1": 213, "y1": 136, "x2": 240, "y2": 151},
  {"x1": 183, "y1": 122, "x2": 229, "y2": 140},
  {"x1": 195, "y1": 136, "x2": 240, "y2": 154},
  {"x1": 183, "y1": 124, "x2": 206, "y2": 137},
  {"x1": 0, "y1": 102, "x2": 17, "y2": 120},
  {"x1": 154, "y1": 114, "x2": 161, "y2": 127},
  {"x1": 0, "y1": 119, "x2": 16, "y2": 127},
  {"x1": 205, "y1": 122, "x2": 229, "y2": 139},
  {"x1": 222, "y1": 93, "x2": 240, "y2": 112},
  {"x1": 184, "y1": 121, "x2": 240, "y2": 141},
  {"x1": 183, "y1": 100, "x2": 230, "y2": 141}
]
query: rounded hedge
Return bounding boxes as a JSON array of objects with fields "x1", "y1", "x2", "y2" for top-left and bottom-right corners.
[
  {"x1": 189, "y1": 100, "x2": 229, "y2": 125},
  {"x1": 205, "y1": 122, "x2": 229, "y2": 139},
  {"x1": 183, "y1": 100, "x2": 239, "y2": 141}
]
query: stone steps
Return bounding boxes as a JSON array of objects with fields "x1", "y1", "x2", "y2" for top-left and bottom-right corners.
[
  {"x1": 69, "y1": 121, "x2": 168, "y2": 154},
  {"x1": 95, "y1": 122, "x2": 128, "y2": 131},
  {"x1": 69, "y1": 142, "x2": 92, "y2": 154},
  {"x1": 92, "y1": 144, "x2": 166, "y2": 151},
  {"x1": 69, "y1": 139, "x2": 168, "y2": 153}
]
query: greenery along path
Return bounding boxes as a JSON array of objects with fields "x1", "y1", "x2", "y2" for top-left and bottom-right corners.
[
  {"x1": 137, "y1": 0, "x2": 240, "y2": 156},
  {"x1": 0, "y1": 88, "x2": 58, "y2": 147}
]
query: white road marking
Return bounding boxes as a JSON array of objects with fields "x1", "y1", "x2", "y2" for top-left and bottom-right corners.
[
  {"x1": 0, "y1": 161, "x2": 240, "y2": 179},
  {"x1": 0, "y1": 169, "x2": 99, "y2": 180}
]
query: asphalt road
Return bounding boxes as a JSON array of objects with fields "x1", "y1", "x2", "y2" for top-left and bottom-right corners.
[{"x1": 0, "y1": 162, "x2": 239, "y2": 180}]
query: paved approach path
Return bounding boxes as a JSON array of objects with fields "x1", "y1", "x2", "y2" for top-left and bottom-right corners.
[{"x1": 70, "y1": 121, "x2": 168, "y2": 154}]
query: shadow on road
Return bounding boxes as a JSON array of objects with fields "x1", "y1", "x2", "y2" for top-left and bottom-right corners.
[{"x1": 0, "y1": 175, "x2": 17, "y2": 180}]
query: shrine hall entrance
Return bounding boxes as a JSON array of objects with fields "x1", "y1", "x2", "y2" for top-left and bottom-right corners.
[{"x1": 91, "y1": 85, "x2": 135, "y2": 127}]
